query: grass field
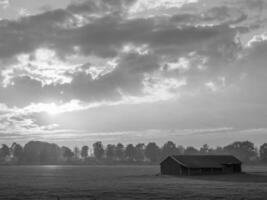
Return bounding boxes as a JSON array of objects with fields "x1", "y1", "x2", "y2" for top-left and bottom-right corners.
[{"x1": 0, "y1": 165, "x2": 267, "y2": 200}]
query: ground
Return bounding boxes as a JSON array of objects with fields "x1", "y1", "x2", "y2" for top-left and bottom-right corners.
[{"x1": 0, "y1": 165, "x2": 266, "y2": 200}]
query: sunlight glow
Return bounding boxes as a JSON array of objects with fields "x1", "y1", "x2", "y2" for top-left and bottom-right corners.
[
  {"x1": 21, "y1": 100, "x2": 86, "y2": 116},
  {"x1": 129, "y1": 0, "x2": 198, "y2": 14}
]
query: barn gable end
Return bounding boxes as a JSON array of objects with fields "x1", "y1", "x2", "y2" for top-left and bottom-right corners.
[{"x1": 160, "y1": 156, "x2": 185, "y2": 175}]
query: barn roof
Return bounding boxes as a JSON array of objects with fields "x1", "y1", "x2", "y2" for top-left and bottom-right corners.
[{"x1": 165, "y1": 155, "x2": 241, "y2": 168}]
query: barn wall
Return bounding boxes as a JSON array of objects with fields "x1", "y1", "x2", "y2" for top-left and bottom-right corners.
[
  {"x1": 186, "y1": 168, "x2": 225, "y2": 176},
  {"x1": 213, "y1": 168, "x2": 223, "y2": 174},
  {"x1": 222, "y1": 164, "x2": 242, "y2": 174},
  {"x1": 188, "y1": 168, "x2": 201, "y2": 175},
  {"x1": 233, "y1": 164, "x2": 242, "y2": 173},
  {"x1": 223, "y1": 164, "x2": 234, "y2": 173},
  {"x1": 181, "y1": 166, "x2": 189, "y2": 176}
]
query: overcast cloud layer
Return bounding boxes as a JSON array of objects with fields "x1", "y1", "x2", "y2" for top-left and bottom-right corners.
[{"x1": 0, "y1": 0, "x2": 267, "y2": 147}]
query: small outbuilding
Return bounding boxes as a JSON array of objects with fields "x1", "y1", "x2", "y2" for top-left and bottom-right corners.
[{"x1": 160, "y1": 155, "x2": 242, "y2": 176}]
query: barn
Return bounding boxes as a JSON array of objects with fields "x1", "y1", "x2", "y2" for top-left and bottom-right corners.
[{"x1": 160, "y1": 155, "x2": 242, "y2": 176}]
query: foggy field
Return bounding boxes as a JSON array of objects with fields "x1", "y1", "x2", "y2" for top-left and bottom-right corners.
[{"x1": 0, "y1": 165, "x2": 267, "y2": 200}]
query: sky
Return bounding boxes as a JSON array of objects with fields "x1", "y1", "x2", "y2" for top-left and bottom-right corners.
[{"x1": 0, "y1": 0, "x2": 267, "y2": 148}]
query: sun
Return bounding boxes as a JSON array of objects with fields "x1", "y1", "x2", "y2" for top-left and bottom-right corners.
[
  {"x1": 22, "y1": 100, "x2": 85, "y2": 117},
  {"x1": 25, "y1": 102, "x2": 62, "y2": 116},
  {"x1": 42, "y1": 103, "x2": 61, "y2": 116}
]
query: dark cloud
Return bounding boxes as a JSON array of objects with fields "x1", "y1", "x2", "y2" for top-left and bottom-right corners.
[
  {"x1": 0, "y1": 9, "x2": 71, "y2": 59},
  {"x1": 0, "y1": 0, "x2": 248, "y2": 107},
  {"x1": 0, "y1": 0, "x2": 247, "y2": 59}
]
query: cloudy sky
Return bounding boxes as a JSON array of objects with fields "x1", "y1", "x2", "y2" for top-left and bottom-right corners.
[{"x1": 0, "y1": 0, "x2": 267, "y2": 147}]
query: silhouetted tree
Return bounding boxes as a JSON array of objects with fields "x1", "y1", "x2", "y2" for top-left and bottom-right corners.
[
  {"x1": 1, "y1": 140, "x2": 267, "y2": 165},
  {"x1": 161, "y1": 141, "x2": 180, "y2": 159},
  {"x1": 134, "y1": 143, "x2": 145, "y2": 162},
  {"x1": 177, "y1": 145, "x2": 185, "y2": 155},
  {"x1": 200, "y1": 144, "x2": 210, "y2": 154},
  {"x1": 224, "y1": 141, "x2": 257, "y2": 163},
  {"x1": 11, "y1": 143, "x2": 24, "y2": 163},
  {"x1": 212, "y1": 146, "x2": 225, "y2": 155},
  {"x1": 145, "y1": 142, "x2": 160, "y2": 162},
  {"x1": 24, "y1": 141, "x2": 61, "y2": 163},
  {"x1": 0, "y1": 144, "x2": 10, "y2": 162},
  {"x1": 81, "y1": 146, "x2": 89, "y2": 160},
  {"x1": 24, "y1": 142, "x2": 40, "y2": 163},
  {"x1": 74, "y1": 147, "x2": 80, "y2": 160},
  {"x1": 260, "y1": 143, "x2": 267, "y2": 163},
  {"x1": 106, "y1": 144, "x2": 116, "y2": 161},
  {"x1": 115, "y1": 143, "x2": 124, "y2": 161},
  {"x1": 62, "y1": 146, "x2": 74, "y2": 162},
  {"x1": 40, "y1": 144, "x2": 61, "y2": 163},
  {"x1": 125, "y1": 144, "x2": 135, "y2": 161},
  {"x1": 184, "y1": 146, "x2": 199, "y2": 155},
  {"x1": 93, "y1": 141, "x2": 104, "y2": 160}
]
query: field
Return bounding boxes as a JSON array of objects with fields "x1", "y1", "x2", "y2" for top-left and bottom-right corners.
[{"x1": 0, "y1": 165, "x2": 267, "y2": 200}]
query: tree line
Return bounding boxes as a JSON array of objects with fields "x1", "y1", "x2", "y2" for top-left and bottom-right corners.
[{"x1": 0, "y1": 140, "x2": 267, "y2": 165}]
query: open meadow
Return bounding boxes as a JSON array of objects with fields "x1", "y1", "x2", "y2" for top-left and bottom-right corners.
[{"x1": 0, "y1": 165, "x2": 267, "y2": 200}]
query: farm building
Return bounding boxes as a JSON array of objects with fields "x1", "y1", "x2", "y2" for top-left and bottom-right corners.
[{"x1": 160, "y1": 155, "x2": 242, "y2": 176}]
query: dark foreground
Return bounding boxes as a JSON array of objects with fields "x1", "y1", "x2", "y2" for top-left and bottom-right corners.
[{"x1": 0, "y1": 165, "x2": 267, "y2": 200}]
